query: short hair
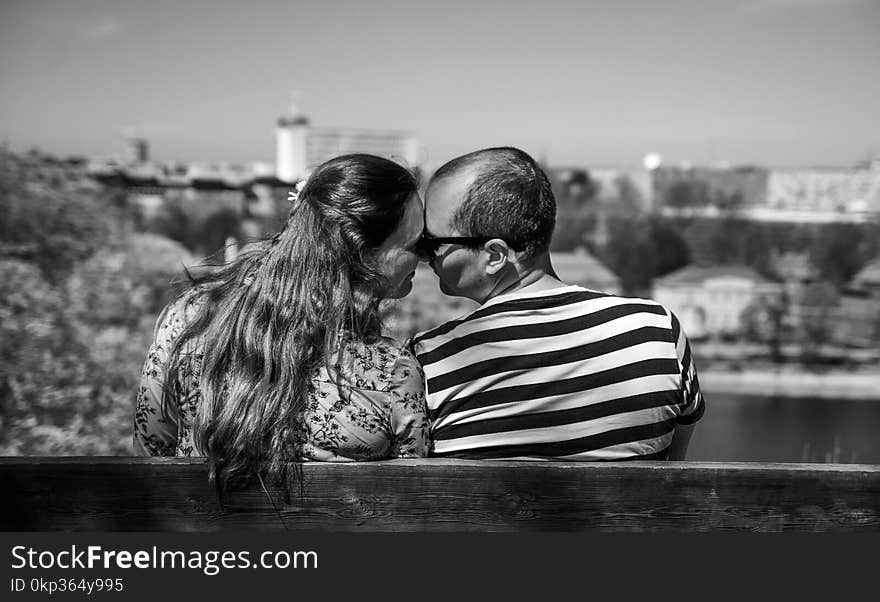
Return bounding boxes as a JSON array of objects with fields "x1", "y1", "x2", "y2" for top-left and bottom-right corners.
[{"x1": 431, "y1": 147, "x2": 556, "y2": 260}]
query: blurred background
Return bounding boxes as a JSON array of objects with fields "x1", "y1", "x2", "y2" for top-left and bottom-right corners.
[{"x1": 1, "y1": 0, "x2": 878, "y2": 461}]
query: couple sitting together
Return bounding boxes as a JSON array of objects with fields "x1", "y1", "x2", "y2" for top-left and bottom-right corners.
[{"x1": 133, "y1": 146, "x2": 705, "y2": 489}]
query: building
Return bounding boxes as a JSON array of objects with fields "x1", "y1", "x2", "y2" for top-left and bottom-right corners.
[
  {"x1": 650, "y1": 160, "x2": 880, "y2": 223},
  {"x1": 275, "y1": 102, "x2": 309, "y2": 183},
  {"x1": 275, "y1": 97, "x2": 419, "y2": 182},
  {"x1": 764, "y1": 165, "x2": 880, "y2": 222},
  {"x1": 652, "y1": 266, "x2": 784, "y2": 339},
  {"x1": 307, "y1": 128, "x2": 418, "y2": 169}
]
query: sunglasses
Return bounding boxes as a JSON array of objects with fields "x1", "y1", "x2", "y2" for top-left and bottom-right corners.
[
  {"x1": 416, "y1": 231, "x2": 522, "y2": 258},
  {"x1": 415, "y1": 233, "x2": 492, "y2": 257}
]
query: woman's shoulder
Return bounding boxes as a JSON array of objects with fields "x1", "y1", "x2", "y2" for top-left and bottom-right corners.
[
  {"x1": 332, "y1": 335, "x2": 420, "y2": 392},
  {"x1": 343, "y1": 334, "x2": 411, "y2": 370},
  {"x1": 152, "y1": 288, "x2": 206, "y2": 340},
  {"x1": 368, "y1": 334, "x2": 409, "y2": 353}
]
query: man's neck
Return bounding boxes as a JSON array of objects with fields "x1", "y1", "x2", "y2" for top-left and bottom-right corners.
[{"x1": 482, "y1": 257, "x2": 564, "y2": 303}]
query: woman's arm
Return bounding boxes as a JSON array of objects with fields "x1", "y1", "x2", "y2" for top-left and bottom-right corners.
[
  {"x1": 132, "y1": 304, "x2": 182, "y2": 456},
  {"x1": 387, "y1": 348, "x2": 431, "y2": 458}
]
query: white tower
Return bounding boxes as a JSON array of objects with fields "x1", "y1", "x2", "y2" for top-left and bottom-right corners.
[{"x1": 276, "y1": 92, "x2": 309, "y2": 183}]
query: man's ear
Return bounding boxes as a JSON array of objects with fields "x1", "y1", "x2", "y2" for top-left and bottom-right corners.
[{"x1": 484, "y1": 239, "x2": 511, "y2": 275}]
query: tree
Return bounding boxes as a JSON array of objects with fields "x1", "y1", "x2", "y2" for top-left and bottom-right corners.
[
  {"x1": 0, "y1": 259, "x2": 135, "y2": 455},
  {"x1": 598, "y1": 216, "x2": 658, "y2": 295},
  {"x1": 663, "y1": 179, "x2": 711, "y2": 208},
  {"x1": 593, "y1": 215, "x2": 689, "y2": 295},
  {"x1": 740, "y1": 293, "x2": 788, "y2": 363},
  {"x1": 193, "y1": 208, "x2": 242, "y2": 259},
  {"x1": 66, "y1": 233, "x2": 194, "y2": 328},
  {"x1": 612, "y1": 175, "x2": 644, "y2": 216},
  {"x1": 809, "y1": 223, "x2": 880, "y2": 286},
  {"x1": 681, "y1": 216, "x2": 744, "y2": 266},
  {"x1": 647, "y1": 217, "x2": 690, "y2": 278},
  {"x1": 146, "y1": 200, "x2": 193, "y2": 248},
  {"x1": 0, "y1": 152, "x2": 171, "y2": 455},
  {"x1": 549, "y1": 206, "x2": 596, "y2": 252},
  {"x1": 0, "y1": 161, "x2": 114, "y2": 283},
  {"x1": 798, "y1": 281, "x2": 839, "y2": 364},
  {"x1": 548, "y1": 167, "x2": 600, "y2": 253}
]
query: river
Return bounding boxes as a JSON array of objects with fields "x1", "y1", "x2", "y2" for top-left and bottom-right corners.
[{"x1": 687, "y1": 392, "x2": 880, "y2": 464}]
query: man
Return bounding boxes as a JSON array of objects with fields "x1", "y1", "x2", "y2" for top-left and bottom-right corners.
[{"x1": 410, "y1": 147, "x2": 704, "y2": 460}]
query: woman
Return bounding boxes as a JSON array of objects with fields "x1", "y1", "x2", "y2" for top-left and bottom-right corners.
[{"x1": 133, "y1": 154, "x2": 430, "y2": 490}]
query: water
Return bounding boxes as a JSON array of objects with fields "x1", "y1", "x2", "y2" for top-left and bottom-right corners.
[{"x1": 687, "y1": 393, "x2": 880, "y2": 464}]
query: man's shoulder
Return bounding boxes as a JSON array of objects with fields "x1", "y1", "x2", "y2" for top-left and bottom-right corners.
[
  {"x1": 410, "y1": 285, "x2": 674, "y2": 354},
  {"x1": 606, "y1": 291, "x2": 672, "y2": 314},
  {"x1": 596, "y1": 292, "x2": 678, "y2": 332}
]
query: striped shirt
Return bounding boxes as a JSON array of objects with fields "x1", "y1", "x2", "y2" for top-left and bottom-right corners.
[{"x1": 410, "y1": 285, "x2": 705, "y2": 460}]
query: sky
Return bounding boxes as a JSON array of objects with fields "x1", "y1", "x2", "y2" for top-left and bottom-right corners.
[{"x1": 0, "y1": 0, "x2": 878, "y2": 168}]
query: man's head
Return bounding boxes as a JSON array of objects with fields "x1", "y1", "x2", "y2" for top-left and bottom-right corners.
[{"x1": 422, "y1": 146, "x2": 556, "y2": 302}]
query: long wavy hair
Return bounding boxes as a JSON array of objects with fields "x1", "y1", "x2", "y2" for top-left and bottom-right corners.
[{"x1": 162, "y1": 154, "x2": 418, "y2": 491}]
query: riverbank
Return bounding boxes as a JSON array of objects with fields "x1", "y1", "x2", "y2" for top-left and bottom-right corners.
[{"x1": 699, "y1": 368, "x2": 879, "y2": 399}]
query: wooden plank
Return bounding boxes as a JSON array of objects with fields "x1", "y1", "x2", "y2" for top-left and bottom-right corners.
[{"x1": 2, "y1": 458, "x2": 879, "y2": 531}]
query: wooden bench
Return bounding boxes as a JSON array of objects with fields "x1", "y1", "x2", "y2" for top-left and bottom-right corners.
[{"x1": 2, "y1": 457, "x2": 879, "y2": 531}]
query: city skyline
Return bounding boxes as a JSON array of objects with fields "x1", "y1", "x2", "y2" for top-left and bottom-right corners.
[{"x1": 1, "y1": 0, "x2": 878, "y2": 168}]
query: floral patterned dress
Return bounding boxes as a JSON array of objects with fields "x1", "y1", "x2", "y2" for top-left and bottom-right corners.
[{"x1": 133, "y1": 294, "x2": 431, "y2": 460}]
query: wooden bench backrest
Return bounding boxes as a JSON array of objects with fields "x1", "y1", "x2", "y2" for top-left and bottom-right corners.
[{"x1": 2, "y1": 458, "x2": 879, "y2": 531}]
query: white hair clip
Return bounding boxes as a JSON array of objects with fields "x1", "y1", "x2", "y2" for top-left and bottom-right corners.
[{"x1": 287, "y1": 179, "x2": 307, "y2": 204}]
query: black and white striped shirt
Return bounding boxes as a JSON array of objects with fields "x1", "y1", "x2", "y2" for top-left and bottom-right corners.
[{"x1": 410, "y1": 285, "x2": 705, "y2": 460}]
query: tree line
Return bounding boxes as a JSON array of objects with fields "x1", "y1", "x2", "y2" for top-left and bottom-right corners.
[{"x1": 547, "y1": 169, "x2": 880, "y2": 295}]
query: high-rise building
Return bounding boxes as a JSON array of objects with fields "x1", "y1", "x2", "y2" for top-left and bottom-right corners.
[
  {"x1": 274, "y1": 94, "x2": 420, "y2": 182},
  {"x1": 275, "y1": 95, "x2": 309, "y2": 183},
  {"x1": 306, "y1": 127, "x2": 419, "y2": 168}
]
